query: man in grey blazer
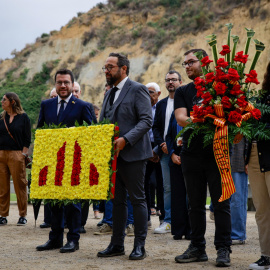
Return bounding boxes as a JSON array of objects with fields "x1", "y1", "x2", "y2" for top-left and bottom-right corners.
[{"x1": 97, "y1": 53, "x2": 153, "y2": 260}]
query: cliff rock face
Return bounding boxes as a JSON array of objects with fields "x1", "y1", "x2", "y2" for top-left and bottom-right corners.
[{"x1": 0, "y1": 1, "x2": 269, "y2": 108}]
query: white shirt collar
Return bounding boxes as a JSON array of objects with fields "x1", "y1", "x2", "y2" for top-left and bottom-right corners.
[
  {"x1": 115, "y1": 76, "x2": 129, "y2": 91},
  {"x1": 57, "y1": 93, "x2": 72, "y2": 104}
]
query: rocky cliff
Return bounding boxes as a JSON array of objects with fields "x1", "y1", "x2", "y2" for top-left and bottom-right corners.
[{"x1": 0, "y1": 0, "x2": 269, "y2": 110}]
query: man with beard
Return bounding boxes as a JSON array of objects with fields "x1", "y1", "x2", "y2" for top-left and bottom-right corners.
[
  {"x1": 97, "y1": 53, "x2": 152, "y2": 260},
  {"x1": 152, "y1": 70, "x2": 182, "y2": 234},
  {"x1": 36, "y1": 69, "x2": 93, "y2": 253},
  {"x1": 174, "y1": 49, "x2": 231, "y2": 267}
]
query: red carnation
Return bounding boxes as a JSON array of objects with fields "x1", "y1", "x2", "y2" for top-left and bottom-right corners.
[
  {"x1": 216, "y1": 58, "x2": 229, "y2": 69},
  {"x1": 245, "y1": 70, "x2": 259, "y2": 85},
  {"x1": 236, "y1": 95, "x2": 248, "y2": 108},
  {"x1": 201, "y1": 56, "x2": 213, "y2": 67},
  {"x1": 205, "y1": 72, "x2": 215, "y2": 84},
  {"x1": 250, "y1": 108, "x2": 261, "y2": 120},
  {"x1": 233, "y1": 51, "x2": 248, "y2": 64},
  {"x1": 221, "y1": 96, "x2": 232, "y2": 109},
  {"x1": 202, "y1": 92, "x2": 213, "y2": 105},
  {"x1": 230, "y1": 84, "x2": 244, "y2": 96},
  {"x1": 194, "y1": 77, "x2": 205, "y2": 86},
  {"x1": 215, "y1": 69, "x2": 228, "y2": 81},
  {"x1": 204, "y1": 106, "x2": 214, "y2": 115},
  {"x1": 192, "y1": 105, "x2": 205, "y2": 119},
  {"x1": 214, "y1": 82, "x2": 227, "y2": 95},
  {"x1": 219, "y1": 45, "x2": 231, "y2": 56},
  {"x1": 227, "y1": 68, "x2": 240, "y2": 81},
  {"x1": 228, "y1": 111, "x2": 242, "y2": 123}
]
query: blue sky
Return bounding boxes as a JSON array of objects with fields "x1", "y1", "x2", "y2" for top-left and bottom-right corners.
[{"x1": 0, "y1": 0, "x2": 106, "y2": 59}]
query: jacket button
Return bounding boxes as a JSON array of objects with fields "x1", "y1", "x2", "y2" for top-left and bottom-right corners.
[
  {"x1": 261, "y1": 168, "x2": 264, "y2": 171},
  {"x1": 259, "y1": 152, "x2": 261, "y2": 155}
]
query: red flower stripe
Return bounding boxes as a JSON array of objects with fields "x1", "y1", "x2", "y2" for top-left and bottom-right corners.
[
  {"x1": 71, "y1": 141, "x2": 82, "y2": 186},
  {"x1": 39, "y1": 166, "x2": 48, "y2": 186},
  {"x1": 89, "y1": 163, "x2": 99, "y2": 186},
  {"x1": 55, "y1": 142, "x2": 66, "y2": 186}
]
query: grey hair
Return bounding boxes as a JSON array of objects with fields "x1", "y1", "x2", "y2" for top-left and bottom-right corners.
[
  {"x1": 145, "y1": 82, "x2": 161, "y2": 92},
  {"x1": 50, "y1": 88, "x2": 56, "y2": 97},
  {"x1": 74, "y1": 81, "x2": 81, "y2": 92}
]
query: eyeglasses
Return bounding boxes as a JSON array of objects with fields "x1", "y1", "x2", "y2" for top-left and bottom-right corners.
[
  {"x1": 56, "y1": 81, "x2": 71, "y2": 86},
  {"x1": 165, "y1": 78, "x2": 179, "y2": 83},
  {"x1": 102, "y1": 65, "x2": 119, "y2": 72},
  {"x1": 182, "y1": 60, "x2": 199, "y2": 68},
  {"x1": 1, "y1": 98, "x2": 7, "y2": 102},
  {"x1": 149, "y1": 90, "x2": 156, "y2": 94}
]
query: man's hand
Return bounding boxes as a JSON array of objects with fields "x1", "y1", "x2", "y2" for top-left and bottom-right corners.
[
  {"x1": 245, "y1": 164, "x2": 248, "y2": 175},
  {"x1": 149, "y1": 151, "x2": 160, "y2": 163},
  {"x1": 114, "y1": 137, "x2": 126, "y2": 157},
  {"x1": 160, "y1": 142, "x2": 168, "y2": 154},
  {"x1": 171, "y1": 153, "x2": 181, "y2": 165}
]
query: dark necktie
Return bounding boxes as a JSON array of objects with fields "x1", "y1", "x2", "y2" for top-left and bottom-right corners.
[
  {"x1": 109, "y1": 86, "x2": 118, "y2": 106},
  {"x1": 57, "y1": 100, "x2": 65, "y2": 124}
]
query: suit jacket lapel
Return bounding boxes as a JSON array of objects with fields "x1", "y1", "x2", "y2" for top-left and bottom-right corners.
[
  {"x1": 52, "y1": 98, "x2": 58, "y2": 124},
  {"x1": 100, "y1": 91, "x2": 110, "y2": 121},
  {"x1": 113, "y1": 78, "x2": 131, "y2": 110},
  {"x1": 59, "y1": 96, "x2": 75, "y2": 124}
]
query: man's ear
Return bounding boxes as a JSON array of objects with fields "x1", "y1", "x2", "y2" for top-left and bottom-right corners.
[{"x1": 157, "y1": 92, "x2": 161, "y2": 97}]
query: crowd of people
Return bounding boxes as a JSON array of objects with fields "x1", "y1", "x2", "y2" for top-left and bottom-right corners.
[{"x1": 0, "y1": 51, "x2": 269, "y2": 269}]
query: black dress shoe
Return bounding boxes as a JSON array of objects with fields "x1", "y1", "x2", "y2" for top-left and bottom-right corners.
[
  {"x1": 39, "y1": 222, "x2": 51, "y2": 228},
  {"x1": 129, "y1": 246, "x2": 146, "y2": 260},
  {"x1": 36, "y1": 240, "x2": 63, "y2": 251},
  {"x1": 60, "y1": 241, "x2": 79, "y2": 253},
  {"x1": 79, "y1": 226, "x2": 86, "y2": 234},
  {"x1": 173, "y1": 235, "x2": 183, "y2": 240},
  {"x1": 97, "y1": 243, "x2": 125, "y2": 257}
]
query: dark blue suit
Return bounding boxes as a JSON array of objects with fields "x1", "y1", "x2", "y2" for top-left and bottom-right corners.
[
  {"x1": 166, "y1": 113, "x2": 191, "y2": 238},
  {"x1": 37, "y1": 94, "x2": 92, "y2": 244}
]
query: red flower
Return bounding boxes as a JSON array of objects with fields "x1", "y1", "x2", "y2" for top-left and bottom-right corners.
[
  {"x1": 71, "y1": 141, "x2": 82, "y2": 186},
  {"x1": 250, "y1": 108, "x2": 261, "y2": 120},
  {"x1": 205, "y1": 72, "x2": 215, "y2": 84},
  {"x1": 228, "y1": 111, "x2": 242, "y2": 123},
  {"x1": 233, "y1": 51, "x2": 248, "y2": 64},
  {"x1": 204, "y1": 106, "x2": 214, "y2": 115},
  {"x1": 216, "y1": 58, "x2": 229, "y2": 69},
  {"x1": 245, "y1": 70, "x2": 259, "y2": 85},
  {"x1": 236, "y1": 95, "x2": 248, "y2": 108},
  {"x1": 89, "y1": 163, "x2": 99, "y2": 186},
  {"x1": 221, "y1": 96, "x2": 232, "y2": 109},
  {"x1": 39, "y1": 166, "x2": 48, "y2": 186},
  {"x1": 55, "y1": 142, "x2": 66, "y2": 186},
  {"x1": 214, "y1": 82, "x2": 227, "y2": 95},
  {"x1": 215, "y1": 69, "x2": 228, "y2": 81},
  {"x1": 219, "y1": 45, "x2": 231, "y2": 56},
  {"x1": 230, "y1": 84, "x2": 244, "y2": 96},
  {"x1": 201, "y1": 56, "x2": 213, "y2": 67},
  {"x1": 195, "y1": 85, "x2": 206, "y2": 97},
  {"x1": 192, "y1": 105, "x2": 205, "y2": 119},
  {"x1": 202, "y1": 92, "x2": 213, "y2": 105},
  {"x1": 194, "y1": 77, "x2": 205, "y2": 86},
  {"x1": 227, "y1": 68, "x2": 240, "y2": 81}
]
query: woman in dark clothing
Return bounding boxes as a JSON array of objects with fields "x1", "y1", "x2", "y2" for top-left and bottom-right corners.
[
  {"x1": 0, "y1": 92, "x2": 31, "y2": 226},
  {"x1": 247, "y1": 62, "x2": 270, "y2": 270}
]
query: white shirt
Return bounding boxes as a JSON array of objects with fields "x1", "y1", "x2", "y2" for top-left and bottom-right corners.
[
  {"x1": 57, "y1": 93, "x2": 72, "y2": 114},
  {"x1": 113, "y1": 76, "x2": 129, "y2": 104},
  {"x1": 163, "y1": 97, "x2": 174, "y2": 140}
]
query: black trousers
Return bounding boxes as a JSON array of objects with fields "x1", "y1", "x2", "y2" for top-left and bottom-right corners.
[
  {"x1": 144, "y1": 159, "x2": 165, "y2": 221},
  {"x1": 170, "y1": 163, "x2": 191, "y2": 237},
  {"x1": 181, "y1": 153, "x2": 231, "y2": 250},
  {"x1": 111, "y1": 156, "x2": 148, "y2": 247}
]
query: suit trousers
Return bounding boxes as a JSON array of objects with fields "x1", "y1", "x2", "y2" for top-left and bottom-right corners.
[
  {"x1": 181, "y1": 153, "x2": 231, "y2": 250},
  {"x1": 111, "y1": 156, "x2": 147, "y2": 247},
  {"x1": 49, "y1": 203, "x2": 81, "y2": 243},
  {"x1": 0, "y1": 150, "x2": 27, "y2": 217},
  {"x1": 248, "y1": 143, "x2": 270, "y2": 257},
  {"x1": 170, "y1": 163, "x2": 191, "y2": 238}
]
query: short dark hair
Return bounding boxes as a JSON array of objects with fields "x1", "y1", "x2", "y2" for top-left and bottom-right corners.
[
  {"x1": 55, "y1": 69, "x2": 74, "y2": 83},
  {"x1": 93, "y1": 104, "x2": 100, "y2": 111},
  {"x1": 109, "y1": 52, "x2": 130, "y2": 75},
  {"x1": 166, "y1": 70, "x2": 181, "y2": 81},
  {"x1": 184, "y1": 49, "x2": 208, "y2": 58}
]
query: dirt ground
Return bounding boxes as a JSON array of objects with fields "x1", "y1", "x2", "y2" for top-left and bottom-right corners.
[{"x1": 0, "y1": 203, "x2": 260, "y2": 270}]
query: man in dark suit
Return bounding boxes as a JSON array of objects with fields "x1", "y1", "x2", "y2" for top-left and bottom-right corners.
[
  {"x1": 36, "y1": 69, "x2": 92, "y2": 253},
  {"x1": 97, "y1": 53, "x2": 152, "y2": 260}
]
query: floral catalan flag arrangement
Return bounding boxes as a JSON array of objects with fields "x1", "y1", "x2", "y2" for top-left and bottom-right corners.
[
  {"x1": 30, "y1": 123, "x2": 119, "y2": 203},
  {"x1": 178, "y1": 23, "x2": 270, "y2": 202}
]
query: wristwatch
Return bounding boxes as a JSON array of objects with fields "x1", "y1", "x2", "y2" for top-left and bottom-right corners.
[{"x1": 123, "y1": 136, "x2": 129, "y2": 145}]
